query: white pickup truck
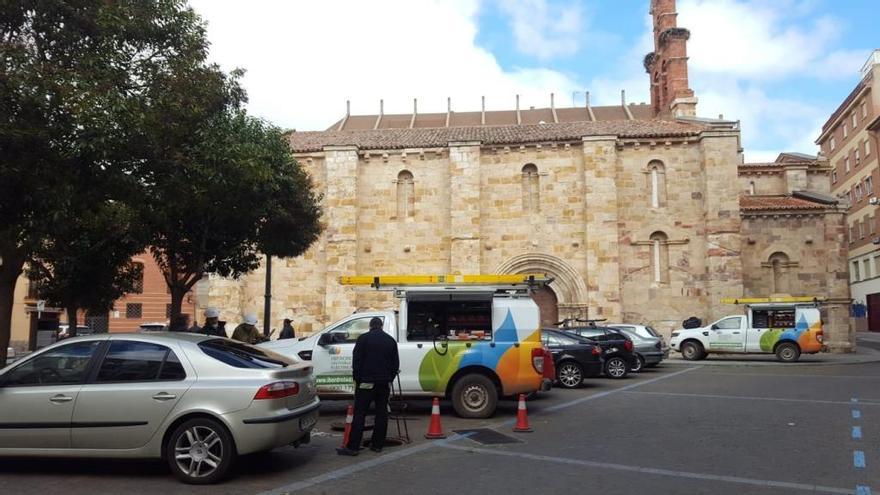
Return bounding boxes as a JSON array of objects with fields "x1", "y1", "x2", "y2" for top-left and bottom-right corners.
[
  {"x1": 669, "y1": 301, "x2": 825, "y2": 362},
  {"x1": 261, "y1": 276, "x2": 548, "y2": 418}
]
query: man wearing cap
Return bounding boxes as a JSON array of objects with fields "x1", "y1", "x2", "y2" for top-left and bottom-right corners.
[
  {"x1": 337, "y1": 316, "x2": 399, "y2": 456},
  {"x1": 232, "y1": 314, "x2": 264, "y2": 344},
  {"x1": 201, "y1": 308, "x2": 225, "y2": 337}
]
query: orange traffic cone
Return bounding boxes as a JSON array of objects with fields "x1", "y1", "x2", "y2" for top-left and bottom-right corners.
[
  {"x1": 341, "y1": 404, "x2": 354, "y2": 448},
  {"x1": 513, "y1": 394, "x2": 533, "y2": 433},
  {"x1": 424, "y1": 397, "x2": 447, "y2": 439}
]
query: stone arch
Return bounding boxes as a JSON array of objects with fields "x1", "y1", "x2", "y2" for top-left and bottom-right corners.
[{"x1": 494, "y1": 253, "x2": 588, "y2": 310}]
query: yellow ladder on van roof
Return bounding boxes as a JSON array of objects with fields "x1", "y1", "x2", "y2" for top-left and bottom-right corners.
[
  {"x1": 721, "y1": 296, "x2": 825, "y2": 304},
  {"x1": 339, "y1": 274, "x2": 550, "y2": 287}
]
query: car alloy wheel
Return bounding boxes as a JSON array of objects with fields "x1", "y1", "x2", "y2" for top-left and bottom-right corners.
[
  {"x1": 631, "y1": 355, "x2": 644, "y2": 373},
  {"x1": 605, "y1": 357, "x2": 627, "y2": 379},
  {"x1": 557, "y1": 362, "x2": 583, "y2": 388},
  {"x1": 174, "y1": 425, "x2": 225, "y2": 480}
]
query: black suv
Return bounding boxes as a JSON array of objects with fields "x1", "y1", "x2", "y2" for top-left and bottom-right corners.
[
  {"x1": 541, "y1": 329, "x2": 603, "y2": 389},
  {"x1": 562, "y1": 327, "x2": 636, "y2": 379}
]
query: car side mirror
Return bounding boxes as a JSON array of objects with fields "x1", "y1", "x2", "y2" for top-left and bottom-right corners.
[{"x1": 711, "y1": 324, "x2": 719, "y2": 330}]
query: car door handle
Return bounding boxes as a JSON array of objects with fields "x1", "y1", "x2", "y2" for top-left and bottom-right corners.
[
  {"x1": 152, "y1": 393, "x2": 177, "y2": 401},
  {"x1": 49, "y1": 394, "x2": 73, "y2": 404},
  {"x1": 732, "y1": 331, "x2": 741, "y2": 334}
]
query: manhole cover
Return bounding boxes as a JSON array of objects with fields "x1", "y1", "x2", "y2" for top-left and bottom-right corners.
[{"x1": 453, "y1": 428, "x2": 523, "y2": 445}]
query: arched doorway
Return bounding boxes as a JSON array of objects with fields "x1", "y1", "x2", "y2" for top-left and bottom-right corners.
[{"x1": 531, "y1": 286, "x2": 558, "y2": 327}]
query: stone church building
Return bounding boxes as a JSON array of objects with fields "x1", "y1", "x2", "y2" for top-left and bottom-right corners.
[{"x1": 199, "y1": 0, "x2": 853, "y2": 350}]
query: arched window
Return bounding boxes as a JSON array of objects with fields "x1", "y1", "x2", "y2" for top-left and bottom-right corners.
[
  {"x1": 769, "y1": 252, "x2": 790, "y2": 294},
  {"x1": 647, "y1": 160, "x2": 667, "y2": 208},
  {"x1": 650, "y1": 231, "x2": 669, "y2": 284},
  {"x1": 522, "y1": 164, "x2": 540, "y2": 213},
  {"x1": 749, "y1": 181, "x2": 756, "y2": 195},
  {"x1": 396, "y1": 170, "x2": 414, "y2": 219}
]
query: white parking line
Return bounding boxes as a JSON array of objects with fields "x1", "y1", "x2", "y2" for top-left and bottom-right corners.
[
  {"x1": 256, "y1": 366, "x2": 701, "y2": 494},
  {"x1": 441, "y1": 444, "x2": 853, "y2": 494},
  {"x1": 623, "y1": 390, "x2": 880, "y2": 407}
]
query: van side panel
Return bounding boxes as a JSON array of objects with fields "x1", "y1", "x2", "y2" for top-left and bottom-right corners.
[
  {"x1": 756, "y1": 307, "x2": 823, "y2": 353},
  {"x1": 416, "y1": 298, "x2": 542, "y2": 395}
]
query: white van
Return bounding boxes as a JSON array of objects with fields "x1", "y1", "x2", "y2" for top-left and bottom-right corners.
[
  {"x1": 669, "y1": 298, "x2": 825, "y2": 362},
  {"x1": 261, "y1": 275, "x2": 548, "y2": 418}
]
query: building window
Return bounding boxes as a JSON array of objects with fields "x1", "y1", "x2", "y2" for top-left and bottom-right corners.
[
  {"x1": 521, "y1": 164, "x2": 540, "y2": 213},
  {"x1": 831, "y1": 137, "x2": 837, "y2": 151},
  {"x1": 647, "y1": 160, "x2": 667, "y2": 208},
  {"x1": 126, "y1": 303, "x2": 143, "y2": 319},
  {"x1": 852, "y1": 113, "x2": 859, "y2": 129},
  {"x1": 853, "y1": 260, "x2": 861, "y2": 282},
  {"x1": 649, "y1": 231, "x2": 669, "y2": 284},
  {"x1": 874, "y1": 256, "x2": 880, "y2": 277},
  {"x1": 845, "y1": 157, "x2": 851, "y2": 173},
  {"x1": 832, "y1": 168, "x2": 838, "y2": 183},
  {"x1": 748, "y1": 181, "x2": 756, "y2": 195},
  {"x1": 863, "y1": 102, "x2": 869, "y2": 120},
  {"x1": 866, "y1": 140, "x2": 872, "y2": 156},
  {"x1": 859, "y1": 220, "x2": 866, "y2": 239},
  {"x1": 866, "y1": 176, "x2": 874, "y2": 194},
  {"x1": 856, "y1": 183, "x2": 863, "y2": 201},
  {"x1": 396, "y1": 170, "x2": 415, "y2": 219},
  {"x1": 769, "y1": 252, "x2": 790, "y2": 294},
  {"x1": 856, "y1": 149, "x2": 861, "y2": 165},
  {"x1": 844, "y1": 123, "x2": 849, "y2": 139},
  {"x1": 866, "y1": 259, "x2": 873, "y2": 279},
  {"x1": 870, "y1": 215, "x2": 876, "y2": 235},
  {"x1": 849, "y1": 224, "x2": 855, "y2": 243}
]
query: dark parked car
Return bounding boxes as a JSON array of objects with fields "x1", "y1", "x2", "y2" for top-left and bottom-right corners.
[
  {"x1": 540, "y1": 329, "x2": 603, "y2": 389},
  {"x1": 562, "y1": 327, "x2": 636, "y2": 379}
]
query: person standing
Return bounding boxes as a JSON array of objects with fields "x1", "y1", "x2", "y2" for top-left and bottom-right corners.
[
  {"x1": 201, "y1": 308, "x2": 225, "y2": 337},
  {"x1": 279, "y1": 318, "x2": 296, "y2": 340},
  {"x1": 337, "y1": 317, "x2": 399, "y2": 456},
  {"x1": 231, "y1": 314, "x2": 264, "y2": 344}
]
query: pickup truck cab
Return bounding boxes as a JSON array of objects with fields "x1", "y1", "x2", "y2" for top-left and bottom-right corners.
[
  {"x1": 669, "y1": 301, "x2": 824, "y2": 362},
  {"x1": 261, "y1": 275, "x2": 547, "y2": 418}
]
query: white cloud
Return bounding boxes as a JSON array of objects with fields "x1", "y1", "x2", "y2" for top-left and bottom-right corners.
[
  {"x1": 189, "y1": 0, "x2": 579, "y2": 131},
  {"x1": 496, "y1": 0, "x2": 584, "y2": 59},
  {"x1": 679, "y1": 0, "x2": 861, "y2": 81}
]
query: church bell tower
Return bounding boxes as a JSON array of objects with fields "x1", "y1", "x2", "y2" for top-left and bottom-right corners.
[{"x1": 644, "y1": 0, "x2": 697, "y2": 119}]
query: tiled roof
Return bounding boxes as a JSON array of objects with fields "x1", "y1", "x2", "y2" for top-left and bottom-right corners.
[
  {"x1": 740, "y1": 195, "x2": 828, "y2": 211},
  {"x1": 326, "y1": 104, "x2": 655, "y2": 131},
  {"x1": 289, "y1": 119, "x2": 708, "y2": 153}
]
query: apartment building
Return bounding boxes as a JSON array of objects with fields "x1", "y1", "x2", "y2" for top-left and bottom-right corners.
[{"x1": 818, "y1": 49, "x2": 880, "y2": 331}]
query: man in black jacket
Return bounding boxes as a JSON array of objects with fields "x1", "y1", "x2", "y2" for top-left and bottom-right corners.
[{"x1": 337, "y1": 316, "x2": 399, "y2": 456}]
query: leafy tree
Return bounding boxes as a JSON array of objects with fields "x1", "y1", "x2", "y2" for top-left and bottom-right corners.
[
  {"x1": 0, "y1": 0, "x2": 217, "y2": 363},
  {"x1": 28, "y1": 201, "x2": 146, "y2": 335},
  {"x1": 141, "y1": 109, "x2": 323, "y2": 321}
]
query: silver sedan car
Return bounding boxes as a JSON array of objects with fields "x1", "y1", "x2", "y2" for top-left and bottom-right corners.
[{"x1": 0, "y1": 332, "x2": 318, "y2": 484}]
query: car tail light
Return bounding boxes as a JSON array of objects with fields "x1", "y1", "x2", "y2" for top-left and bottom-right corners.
[
  {"x1": 254, "y1": 381, "x2": 300, "y2": 400},
  {"x1": 531, "y1": 347, "x2": 544, "y2": 374},
  {"x1": 624, "y1": 340, "x2": 634, "y2": 352},
  {"x1": 591, "y1": 346, "x2": 601, "y2": 356}
]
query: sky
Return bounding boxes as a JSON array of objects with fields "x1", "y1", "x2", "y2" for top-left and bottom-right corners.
[{"x1": 188, "y1": 0, "x2": 877, "y2": 162}]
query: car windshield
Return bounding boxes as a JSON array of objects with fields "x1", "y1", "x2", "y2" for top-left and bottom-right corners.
[{"x1": 199, "y1": 339, "x2": 294, "y2": 369}]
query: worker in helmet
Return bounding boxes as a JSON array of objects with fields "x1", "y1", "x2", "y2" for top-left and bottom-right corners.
[
  {"x1": 202, "y1": 308, "x2": 225, "y2": 337},
  {"x1": 232, "y1": 313, "x2": 265, "y2": 344}
]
